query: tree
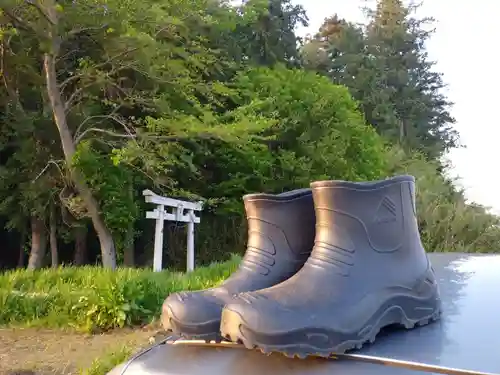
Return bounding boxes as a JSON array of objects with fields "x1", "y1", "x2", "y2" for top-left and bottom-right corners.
[
  {"x1": 0, "y1": 0, "x2": 276, "y2": 267},
  {"x1": 0, "y1": 0, "x2": 121, "y2": 267},
  {"x1": 0, "y1": 0, "x2": 496, "y2": 271},
  {"x1": 230, "y1": 65, "x2": 388, "y2": 185},
  {"x1": 0, "y1": 17, "x2": 64, "y2": 269},
  {"x1": 232, "y1": 0, "x2": 308, "y2": 67},
  {"x1": 364, "y1": 0, "x2": 458, "y2": 157},
  {"x1": 303, "y1": 1, "x2": 458, "y2": 159}
]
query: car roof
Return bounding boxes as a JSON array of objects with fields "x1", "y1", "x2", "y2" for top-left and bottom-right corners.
[{"x1": 111, "y1": 253, "x2": 500, "y2": 375}]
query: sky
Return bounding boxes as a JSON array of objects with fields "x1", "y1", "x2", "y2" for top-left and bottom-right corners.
[{"x1": 294, "y1": 0, "x2": 499, "y2": 213}]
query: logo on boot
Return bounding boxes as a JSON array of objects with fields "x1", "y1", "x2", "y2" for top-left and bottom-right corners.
[{"x1": 374, "y1": 196, "x2": 397, "y2": 224}]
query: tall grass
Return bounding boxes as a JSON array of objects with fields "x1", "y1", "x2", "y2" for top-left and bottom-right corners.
[{"x1": 0, "y1": 255, "x2": 241, "y2": 332}]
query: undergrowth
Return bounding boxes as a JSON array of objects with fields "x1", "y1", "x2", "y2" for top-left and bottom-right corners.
[{"x1": 0, "y1": 255, "x2": 240, "y2": 332}]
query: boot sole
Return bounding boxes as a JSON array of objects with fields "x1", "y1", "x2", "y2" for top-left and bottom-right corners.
[
  {"x1": 162, "y1": 306, "x2": 222, "y2": 342},
  {"x1": 220, "y1": 294, "x2": 442, "y2": 358}
]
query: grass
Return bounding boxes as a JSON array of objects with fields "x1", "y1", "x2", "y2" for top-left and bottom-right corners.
[
  {"x1": 0, "y1": 326, "x2": 156, "y2": 375},
  {"x1": 0, "y1": 256, "x2": 241, "y2": 374},
  {"x1": 81, "y1": 344, "x2": 135, "y2": 375},
  {"x1": 0, "y1": 254, "x2": 240, "y2": 332}
]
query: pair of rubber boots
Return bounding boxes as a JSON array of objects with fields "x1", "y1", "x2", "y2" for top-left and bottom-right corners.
[{"x1": 162, "y1": 175, "x2": 441, "y2": 357}]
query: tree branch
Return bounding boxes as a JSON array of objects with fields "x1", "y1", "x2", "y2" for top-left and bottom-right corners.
[
  {"x1": 56, "y1": 48, "x2": 79, "y2": 64},
  {"x1": 73, "y1": 110, "x2": 125, "y2": 139},
  {"x1": 76, "y1": 128, "x2": 138, "y2": 143},
  {"x1": 67, "y1": 25, "x2": 108, "y2": 37},
  {"x1": 0, "y1": 36, "x2": 25, "y2": 113},
  {"x1": 1, "y1": 8, "x2": 36, "y2": 33},
  {"x1": 75, "y1": 126, "x2": 231, "y2": 145},
  {"x1": 25, "y1": 0, "x2": 55, "y2": 25},
  {"x1": 32, "y1": 160, "x2": 65, "y2": 182},
  {"x1": 64, "y1": 82, "x2": 96, "y2": 112},
  {"x1": 74, "y1": 113, "x2": 139, "y2": 144},
  {"x1": 58, "y1": 48, "x2": 140, "y2": 91}
]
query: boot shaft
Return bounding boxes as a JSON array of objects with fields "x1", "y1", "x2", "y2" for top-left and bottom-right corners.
[
  {"x1": 311, "y1": 175, "x2": 419, "y2": 253},
  {"x1": 308, "y1": 175, "x2": 428, "y2": 285},
  {"x1": 241, "y1": 188, "x2": 316, "y2": 276}
]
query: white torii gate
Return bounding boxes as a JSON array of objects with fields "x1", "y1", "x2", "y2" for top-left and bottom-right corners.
[{"x1": 143, "y1": 189, "x2": 203, "y2": 272}]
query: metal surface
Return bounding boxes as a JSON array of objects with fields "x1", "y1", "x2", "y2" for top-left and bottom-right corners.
[
  {"x1": 165, "y1": 340, "x2": 496, "y2": 375},
  {"x1": 109, "y1": 253, "x2": 500, "y2": 375}
]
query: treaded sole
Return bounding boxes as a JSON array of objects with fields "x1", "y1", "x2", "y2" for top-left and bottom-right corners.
[
  {"x1": 162, "y1": 307, "x2": 222, "y2": 343},
  {"x1": 220, "y1": 301, "x2": 442, "y2": 358}
]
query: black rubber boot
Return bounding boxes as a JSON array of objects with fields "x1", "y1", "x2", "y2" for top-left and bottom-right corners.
[
  {"x1": 220, "y1": 175, "x2": 442, "y2": 356},
  {"x1": 162, "y1": 188, "x2": 316, "y2": 340}
]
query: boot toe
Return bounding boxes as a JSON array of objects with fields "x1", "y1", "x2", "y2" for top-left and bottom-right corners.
[
  {"x1": 222, "y1": 292, "x2": 298, "y2": 335},
  {"x1": 162, "y1": 291, "x2": 223, "y2": 336}
]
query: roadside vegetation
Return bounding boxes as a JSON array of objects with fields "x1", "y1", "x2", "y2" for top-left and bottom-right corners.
[{"x1": 0, "y1": 0, "x2": 497, "y2": 373}]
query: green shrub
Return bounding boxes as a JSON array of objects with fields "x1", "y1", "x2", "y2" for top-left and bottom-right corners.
[
  {"x1": 0, "y1": 255, "x2": 240, "y2": 332},
  {"x1": 232, "y1": 64, "x2": 388, "y2": 185},
  {"x1": 386, "y1": 147, "x2": 500, "y2": 253}
]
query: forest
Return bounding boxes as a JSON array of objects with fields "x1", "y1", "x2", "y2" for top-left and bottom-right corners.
[{"x1": 0, "y1": 0, "x2": 498, "y2": 272}]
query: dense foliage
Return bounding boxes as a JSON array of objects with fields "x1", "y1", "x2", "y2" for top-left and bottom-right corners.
[{"x1": 0, "y1": 0, "x2": 498, "y2": 272}]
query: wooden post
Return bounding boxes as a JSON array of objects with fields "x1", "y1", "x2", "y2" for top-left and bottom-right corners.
[
  {"x1": 153, "y1": 206, "x2": 165, "y2": 272},
  {"x1": 187, "y1": 210, "x2": 195, "y2": 271}
]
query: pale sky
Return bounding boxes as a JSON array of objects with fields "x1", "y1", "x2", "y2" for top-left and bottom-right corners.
[{"x1": 295, "y1": 0, "x2": 499, "y2": 213}]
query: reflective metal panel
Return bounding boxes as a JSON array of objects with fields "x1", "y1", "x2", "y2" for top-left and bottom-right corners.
[{"x1": 111, "y1": 253, "x2": 500, "y2": 375}]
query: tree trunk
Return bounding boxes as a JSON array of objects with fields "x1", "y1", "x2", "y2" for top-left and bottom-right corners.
[
  {"x1": 17, "y1": 227, "x2": 26, "y2": 268},
  {"x1": 123, "y1": 183, "x2": 135, "y2": 267},
  {"x1": 399, "y1": 118, "x2": 407, "y2": 145},
  {"x1": 123, "y1": 227, "x2": 135, "y2": 267},
  {"x1": 49, "y1": 201, "x2": 59, "y2": 267},
  {"x1": 42, "y1": 16, "x2": 116, "y2": 268},
  {"x1": 27, "y1": 216, "x2": 47, "y2": 270},
  {"x1": 73, "y1": 225, "x2": 88, "y2": 266}
]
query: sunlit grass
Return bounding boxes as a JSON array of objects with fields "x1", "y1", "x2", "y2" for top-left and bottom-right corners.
[
  {"x1": 0, "y1": 254, "x2": 241, "y2": 332},
  {"x1": 80, "y1": 344, "x2": 134, "y2": 375}
]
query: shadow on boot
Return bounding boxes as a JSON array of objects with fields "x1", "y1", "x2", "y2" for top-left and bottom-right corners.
[
  {"x1": 162, "y1": 188, "x2": 316, "y2": 340},
  {"x1": 220, "y1": 175, "x2": 442, "y2": 356}
]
